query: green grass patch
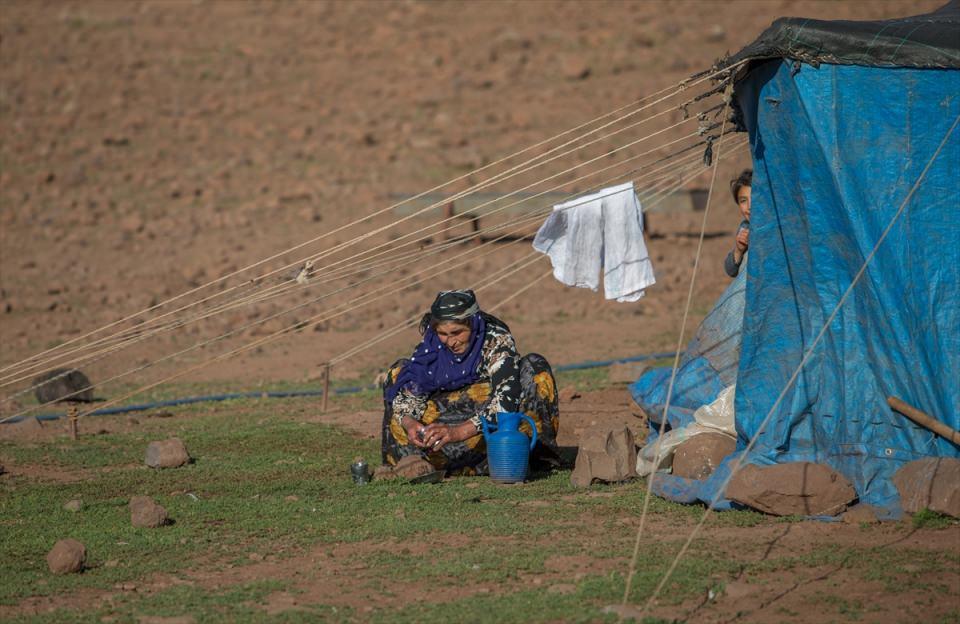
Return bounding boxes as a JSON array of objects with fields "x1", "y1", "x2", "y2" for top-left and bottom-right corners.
[
  {"x1": 911, "y1": 508, "x2": 959, "y2": 530},
  {"x1": 2, "y1": 394, "x2": 956, "y2": 623}
]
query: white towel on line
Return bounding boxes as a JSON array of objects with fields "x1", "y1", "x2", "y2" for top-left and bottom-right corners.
[{"x1": 533, "y1": 181, "x2": 655, "y2": 302}]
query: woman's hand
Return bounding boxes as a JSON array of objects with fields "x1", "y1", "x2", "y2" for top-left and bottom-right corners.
[
  {"x1": 402, "y1": 417, "x2": 428, "y2": 448},
  {"x1": 422, "y1": 421, "x2": 478, "y2": 451}
]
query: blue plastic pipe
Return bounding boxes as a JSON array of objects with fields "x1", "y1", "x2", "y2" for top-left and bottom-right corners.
[{"x1": 6, "y1": 351, "x2": 675, "y2": 424}]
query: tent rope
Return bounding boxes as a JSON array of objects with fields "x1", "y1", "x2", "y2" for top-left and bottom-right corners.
[
  {"x1": 620, "y1": 89, "x2": 733, "y2": 614},
  {"x1": 1, "y1": 65, "x2": 745, "y2": 379},
  {"x1": 1, "y1": 125, "x2": 729, "y2": 394},
  {"x1": 0, "y1": 109, "x2": 723, "y2": 389}
]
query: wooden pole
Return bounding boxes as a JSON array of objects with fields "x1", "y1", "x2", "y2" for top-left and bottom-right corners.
[
  {"x1": 443, "y1": 201, "x2": 455, "y2": 241},
  {"x1": 67, "y1": 404, "x2": 79, "y2": 441},
  {"x1": 322, "y1": 363, "x2": 331, "y2": 413},
  {"x1": 887, "y1": 396, "x2": 960, "y2": 445}
]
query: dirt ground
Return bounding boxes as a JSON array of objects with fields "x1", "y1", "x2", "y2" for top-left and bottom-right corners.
[{"x1": 1, "y1": 1, "x2": 955, "y2": 621}]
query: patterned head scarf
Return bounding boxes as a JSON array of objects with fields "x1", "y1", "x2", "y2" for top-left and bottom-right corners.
[
  {"x1": 386, "y1": 290, "x2": 486, "y2": 402},
  {"x1": 431, "y1": 289, "x2": 480, "y2": 320}
]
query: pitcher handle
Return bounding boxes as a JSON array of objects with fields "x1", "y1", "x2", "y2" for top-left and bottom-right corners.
[
  {"x1": 480, "y1": 416, "x2": 494, "y2": 439},
  {"x1": 520, "y1": 414, "x2": 538, "y2": 450}
]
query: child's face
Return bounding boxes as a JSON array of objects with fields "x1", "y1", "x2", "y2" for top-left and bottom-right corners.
[{"x1": 737, "y1": 185, "x2": 752, "y2": 221}]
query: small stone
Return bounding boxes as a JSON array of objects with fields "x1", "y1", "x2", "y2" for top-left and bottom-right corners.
[
  {"x1": 893, "y1": 457, "x2": 960, "y2": 518},
  {"x1": 722, "y1": 581, "x2": 756, "y2": 600},
  {"x1": 561, "y1": 55, "x2": 591, "y2": 80},
  {"x1": 248, "y1": 552, "x2": 264, "y2": 561},
  {"x1": 284, "y1": 495, "x2": 299, "y2": 502},
  {"x1": 144, "y1": 438, "x2": 190, "y2": 469},
  {"x1": 465, "y1": 481, "x2": 481, "y2": 489},
  {"x1": 843, "y1": 504, "x2": 881, "y2": 524},
  {"x1": 130, "y1": 496, "x2": 169, "y2": 528},
  {"x1": 47, "y1": 538, "x2": 86, "y2": 574},
  {"x1": 373, "y1": 465, "x2": 398, "y2": 481},
  {"x1": 706, "y1": 24, "x2": 727, "y2": 43},
  {"x1": 392, "y1": 455, "x2": 433, "y2": 479},
  {"x1": 63, "y1": 499, "x2": 83, "y2": 512},
  {"x1": 104, "y1": 559, "x2": 120, "y2": 568}
]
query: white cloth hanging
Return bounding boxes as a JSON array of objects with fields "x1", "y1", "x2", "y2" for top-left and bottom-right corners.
[{"x1": 533, "y1": 181, "x2": 655, "y2": 302}]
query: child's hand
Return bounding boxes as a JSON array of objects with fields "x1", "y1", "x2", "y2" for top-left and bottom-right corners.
[{"x1": 735, "y1": 228, "x2": 750, "y2": 253}]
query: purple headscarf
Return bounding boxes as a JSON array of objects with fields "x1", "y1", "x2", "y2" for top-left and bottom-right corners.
[{"x1": 385, "y1": 312, "x2": 487, "y2": 402}]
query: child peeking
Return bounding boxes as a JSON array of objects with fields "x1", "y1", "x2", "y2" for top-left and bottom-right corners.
[{"x1": 724, "y1": 169, "x2": 752, "y2": 278}]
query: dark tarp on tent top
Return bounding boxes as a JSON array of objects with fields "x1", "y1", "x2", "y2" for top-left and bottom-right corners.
[
  {"x1": 631, "y1": 2, "x2": 960, "y2": 518},
  {"x1": 725, "y1": 0, "x2": 960, "y2": 70}
]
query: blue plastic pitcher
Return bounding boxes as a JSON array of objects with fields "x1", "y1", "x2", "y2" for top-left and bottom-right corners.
[{"x1": 482, "y1": 412, "x2": 538, "y2": 483}]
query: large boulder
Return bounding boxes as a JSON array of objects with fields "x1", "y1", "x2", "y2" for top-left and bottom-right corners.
[
  {"x1": 893, "y1": 457, "x2": 960, "y2": 518},
  {"x1": 570, "y1": 425, "x2": 637, "y2": 487},
  {"x1": 33, "y1": 368, "x2": 94, "y2": 404},
  {"x1": 725, "y1": 462, "x2": 856, "y2": 516},
  {"x1": 672, "y1": 432, "x2": 736, "y2": 480},
  {"x1": 130, "y1": 496, "x2": 169, "y2": 528},
  {"x1": 145, "y1": 438, "x2": 191, "y2": 469},
  {"x1": 47, "y1": 538, "x2": 86, "y2": 574}
]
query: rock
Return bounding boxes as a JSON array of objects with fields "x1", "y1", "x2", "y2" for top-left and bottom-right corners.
[
  {"x1": 607, "y1": 362, "x2": 649, "y2": 384},
  {"x1": 392, "y1": 455, "x2": 434, "y2": 479},
  {"x1": 722, "y1": 581, "x2": 756, "y2": 600},
  {"x1": 706, "y1": 25, "x2": 727, "y2": 43},
  {"x1": 63, "y1": 499, "x2": 83, "y2": 512},
  {"x1": 120, "y1": 214, "x2": 145, "y2": 234},
  {"x1": 570, "y1": 425, "x2": 637, "y2": 487},
  {"x1": 373, "y1": 465, "x2": 398, "y2": 481},
  {"x1": 145, "y1": 438, "x2": 191, "y2": 469},
  {"x1": 561, "y1": 55, "x2": 591, "y2": 80},
  {"x1": 46, "y1": 538, "x2": 86, "y2": 574},
  {"x1": 725, "y1": 462, "x2": 856, "y2": 516},
  {"x1": 893, "y1": 457, "x2": 960, "y2": 518},
  {"x1": 130, "y1": 496, "x2": 169, "y2": 528},
  {"x1": 843, "y1": 504, "x2": 881, "y2": 524},
  {"x1": 33, "y1": 368, "x2": 94, "y2": 404},
  {"x1": 672, "y1": 432, "x2": 736, "y2": 480}
]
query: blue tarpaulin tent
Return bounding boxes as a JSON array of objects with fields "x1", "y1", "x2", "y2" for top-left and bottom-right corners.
[{"x1": 631, "y1": 2, "x2": 960, "y2": 517}]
